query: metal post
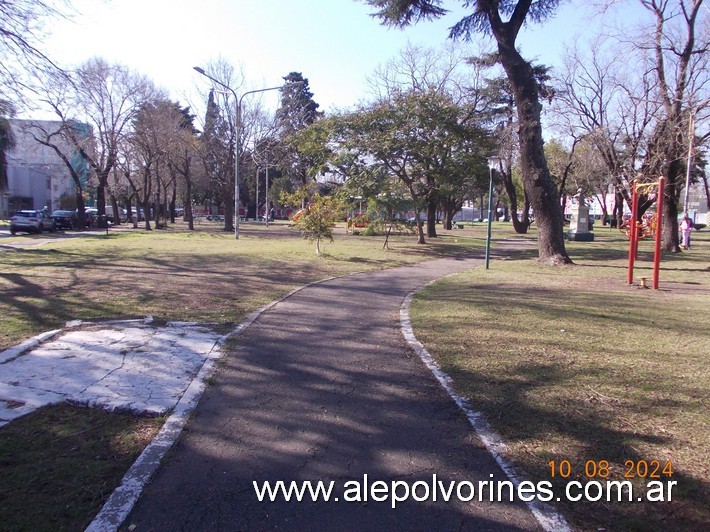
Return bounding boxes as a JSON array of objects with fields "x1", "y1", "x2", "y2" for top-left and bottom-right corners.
[
  {"x1": 265, "y1": 153, "x2": 269, "y2": 228},
  {"x1": 627, "y1": 181, "x2": 639, "y2": 285},
  {"x1": 255, "y1": 163, "x2": 259, "y2": 222},
  {"x1": 485, "y1": 157, "x2": 501, "y2": 270},
  {"x1": 683, "y1": 116, "x2": 694, "y2": 214},
  {"x1": 485, "y1": 165, "x2": 495, "y2": 270},
  {"x1": 653, "y1": 177, "x2": 665, "y2": 290},
  {"x1": 234, "y1": 97, "x2": 240, "y2": 238}
]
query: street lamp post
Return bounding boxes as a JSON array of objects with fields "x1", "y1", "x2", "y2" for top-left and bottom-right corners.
[
  {"x1": 194, "y1": 66, "x2": 297, "y2": 239},
  {"x1": 485, "y1": 157, "x2": 501, "y2": 270}
]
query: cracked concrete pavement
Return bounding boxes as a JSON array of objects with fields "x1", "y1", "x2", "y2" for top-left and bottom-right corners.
[{"x1": 0, "y1": 320, "x2": 223, "y2": 427}]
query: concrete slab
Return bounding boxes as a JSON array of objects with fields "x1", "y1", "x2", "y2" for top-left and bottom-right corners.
[{"x1": 0, "y1": 323, "x2": 222, "y2": 427}]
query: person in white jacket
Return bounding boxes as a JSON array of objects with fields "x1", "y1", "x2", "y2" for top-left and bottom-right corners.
[{"x1": 679, "y1": 213, "x2": 693, "y2": 249}]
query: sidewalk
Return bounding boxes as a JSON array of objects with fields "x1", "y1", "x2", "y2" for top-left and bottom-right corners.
[{"x1": 119, "y1": 254, "x2": 545, "y2": 531}]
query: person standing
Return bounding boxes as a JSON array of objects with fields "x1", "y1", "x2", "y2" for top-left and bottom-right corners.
[{"x1": 679, "y1": 213, "x2": 693, "y2": 249}]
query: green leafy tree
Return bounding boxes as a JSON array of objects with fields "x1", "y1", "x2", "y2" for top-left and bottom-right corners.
[
  {"x1": 366, "y1": 0, "x2": 572, "y2": 264},
  {"x1": 281, "y1": 189, "x2": 345, "y2": 255},
  {"x1": 200, "y1": 89, "x2": 232, "y2": 227},
  {"x1": 275, "y1": 73, "x2": 324, "y2": 186},
  {"x1": 329, "y1": 90, "x2": 490, "y2": 244}
]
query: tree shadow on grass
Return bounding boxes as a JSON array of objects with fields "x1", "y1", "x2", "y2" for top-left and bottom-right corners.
[
  {"x1": 0, "y1": 249, "x2": 332, "y2": 350},
  {"x1": 417, "y1": 279, "x2": 709, "y2": 530},
  {"x1": 448, "y1": 361, "x2": 710, "y2": 530}
]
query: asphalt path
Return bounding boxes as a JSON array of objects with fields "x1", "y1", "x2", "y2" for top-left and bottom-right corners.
[{"x1": 124, "y1": 253, "x2": 542, "y2": 531}]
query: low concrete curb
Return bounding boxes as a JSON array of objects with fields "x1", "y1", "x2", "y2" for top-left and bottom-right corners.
[
  {"x1": 0, "y1": 329, "x2": 63, "y2": 365},
  {"x1": 400, "y1": 282, "x2": 571, "y2": 532}
]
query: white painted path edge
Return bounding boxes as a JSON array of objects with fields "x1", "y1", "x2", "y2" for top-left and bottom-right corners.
[{"x1": 400, "y1": 281, "x2": 572, "y2": 532}]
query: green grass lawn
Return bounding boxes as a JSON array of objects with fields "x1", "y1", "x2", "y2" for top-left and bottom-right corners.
[
  {"x1": 410, "y1": 227, "x2": 710, "y2": 531},
  {"x1": 0, "y1": 404, "x2": 163, "y2": 531},
  {"x1": 0, "y1": 222, "x2": 479, "y2": 350}
]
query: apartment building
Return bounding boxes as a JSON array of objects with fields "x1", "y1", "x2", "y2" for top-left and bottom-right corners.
[{"x1": 2, "y1": 119, "x2": 91, "y2": 217}]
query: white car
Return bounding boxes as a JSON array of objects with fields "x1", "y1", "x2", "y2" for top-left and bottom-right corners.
[{"x1": 10, "y1": 210, "x2": 57, "y2": 235}]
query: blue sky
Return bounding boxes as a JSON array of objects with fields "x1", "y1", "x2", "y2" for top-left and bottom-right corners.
[{"x1": 40, "y1": 0, "x2": 641, "y2": 116}]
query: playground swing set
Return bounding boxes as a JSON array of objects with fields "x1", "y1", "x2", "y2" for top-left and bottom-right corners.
[{"x1": 626, "y1": 177, "x2": 665, "y2": 290}]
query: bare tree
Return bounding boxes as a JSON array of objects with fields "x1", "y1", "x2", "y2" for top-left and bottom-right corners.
[
  {"x1": 166, "y1": 107, "x2": 200, "y2": 230},
  {"x1": 559, "y1": 1, "x2": 709, "y2": 250},
  {"x1": 368, "y1": 41, "x2": 478, "y2": 105},
  {"x1": 0, "y1": 0, "x2": 72, "y2": 107},
  {"x1": 636, "y1": 0, "x2": 708, "y2": 251},
  {"x1": 35, "y1": 58, "x2": 159, "y2": 226},
  {"x1": 572, "y1": 139, "x2": 615, "y2": 220},
  {"x1": 552, "y1": 38, "x2": 662, "y2": 224},
  {"x1": 127, "y1": 99, "x2": 189, "y2": 230}
]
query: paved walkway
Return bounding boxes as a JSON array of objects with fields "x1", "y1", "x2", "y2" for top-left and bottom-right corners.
[{"x1": 119, "y1": 254, "x2": 545, "y2": 531}]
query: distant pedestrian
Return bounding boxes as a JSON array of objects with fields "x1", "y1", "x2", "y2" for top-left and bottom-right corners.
[{"x1": 679, "y1": 213, "x2": 693, "y2": 249}]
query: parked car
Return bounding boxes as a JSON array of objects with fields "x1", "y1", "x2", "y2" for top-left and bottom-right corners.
[
  {"x1": 51, "y1": 209, "x2": 78, "y2": 230},
  {"x1": 76, "y1": 208, "x2": 98, "y2": 227},
  {"x1": 103, "y1": 207, "x2": 128, "y2": 224},
  {"x1": 10, "y1": 210, "x2": 56, "y2": 234}
]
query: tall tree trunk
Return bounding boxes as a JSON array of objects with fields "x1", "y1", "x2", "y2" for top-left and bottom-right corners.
[
  {"x1": 95, "y1": 172, "x2": 110, "y2": 228},
  {"x1": 407, "y1": 183, "x2": 426, "y2": 244},
  {"x1": 186, "y1": 176, "x2": 194, "y2": 230},
  {"x1": 416, "y1": 218, "x2": 426, "y2": 244},
  {"x1": 491, "y1": 13, "x2": 571, "y2": 264},
  {"x1": 613, "y1": 190, "x2": 624, "y2": 228},
  {"x1": 75, "y1": 190, "x2": 86, "y2": 230},
  {"x1": 170, "y1": 182, "x2": 177, "y2": 224},
  {"x1": 502, "y1": 167, "x2": 529, "y2": 234},
  {"x1": 442, "y1": 206, "x2": 456, "y2": 230},
  {"x1": 662, "y1": 159, "x2": 682, "y2": 252},
  {"x1": 142, "y1": 167, "x2": 152, "y2": 231},
  {"x1": 426, "y1": 198, "x2": 437, "y2": 238},
  {"x1": 154, "y1": 173, "x2": 161, "y2": 229},
  {"x1": 109, "y1": 194, "x2": 121, "y2": 226},
  {"x1": 125, "y1": 198, "x2": 137, "y2": 228}
]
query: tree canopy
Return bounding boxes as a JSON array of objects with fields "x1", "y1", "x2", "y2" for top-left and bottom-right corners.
[
  {"x1": 275, "y1": 73, "x2": 324, "y2": 187},
  {"x1": 365, "y1": 0, "x2": 572, "y2": 264}
]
